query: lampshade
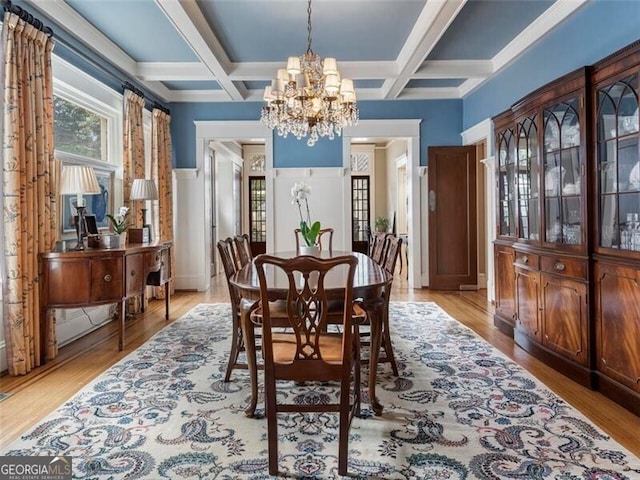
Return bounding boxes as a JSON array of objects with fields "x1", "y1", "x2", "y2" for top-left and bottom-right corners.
[
  {"x1": 60, "y1": 165, "x2": 100, "y2": 195},
  {"x1": 129, "y1": 179, "x2": 158, "y2": 201}
]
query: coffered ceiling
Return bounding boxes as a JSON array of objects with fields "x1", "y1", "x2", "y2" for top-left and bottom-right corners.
[{"x1": 25, "y1": 0, "x2": 588, "y2": 103}]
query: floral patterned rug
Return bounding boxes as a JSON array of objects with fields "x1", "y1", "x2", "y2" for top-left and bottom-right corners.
[{"x1": 4, "y1": 302, "x2": 639, "y2": 479}]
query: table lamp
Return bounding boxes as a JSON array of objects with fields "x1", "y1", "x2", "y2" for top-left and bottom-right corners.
[
  {"x1": 60, "y1": 165, "x2": 101, "y2": 250},
  {"x1": 129, "y1": 178, "x2": 158, "y2": 242}
]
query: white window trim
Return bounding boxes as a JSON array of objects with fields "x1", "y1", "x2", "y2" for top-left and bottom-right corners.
[{"x1": 52, "y1": 55, "x2": 123, "y2": 173}]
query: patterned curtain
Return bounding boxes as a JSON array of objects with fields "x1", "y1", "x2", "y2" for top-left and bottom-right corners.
[
  {"x1": 151, "y1": 108, "x2": 175, "y2": 297},
  {"x1": 123, "y1": 88, "x2": 145, "y2": 313},
  {"x1": 1, "y1": 12, "x2": 57, "y2": 374}
]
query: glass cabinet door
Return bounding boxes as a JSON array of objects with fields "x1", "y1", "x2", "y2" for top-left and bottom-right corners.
[
  {"x1": 497, "y1": 126, "x2": 516, "y2": 237},
  {"x1": 516, "y1": 116, "x2": 539, "y2": 241},
  {"x1": 543, "y1": 98, "x2": 582, "y2": 246},
  {"x1": 597, "y1": 74, "x2": 640, "y2": 251}
]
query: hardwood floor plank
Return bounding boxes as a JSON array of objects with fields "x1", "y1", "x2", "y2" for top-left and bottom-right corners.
[{"x1": 1, "y1": 274, "x2": 639, "y2": 458}]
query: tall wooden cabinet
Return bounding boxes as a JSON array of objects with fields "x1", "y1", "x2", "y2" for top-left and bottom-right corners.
[
  {"x1": 591, "y1": 42, "x2": 640, "y2": 415},
  {"x1": 493, "y1": 67, "x2": 593, "y2": 386},
  {"x1": 493, "y1": 110, "x2": 517, "y2": 334},
  {"x1": 492, "y1": 40, "x2": 640, "y2": 415}
]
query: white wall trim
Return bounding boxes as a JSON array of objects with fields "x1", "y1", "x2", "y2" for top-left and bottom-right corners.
[
  {"x1": 343, "y1": 119, "x2": 422, "y2": 288},
  {"x1": 180, "y1": 121, "x2": 272, "y2": 291},
  {"x1": 461, "y1": 118, "x2": 496, "y2": 302}
]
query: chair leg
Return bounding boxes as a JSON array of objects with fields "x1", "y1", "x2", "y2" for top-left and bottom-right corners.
[
  {"x1": 353, "y1": 328, "x2": 361, "y2": 417},
  {"x1": 382, "y1": 304, "x2": 399, "y2": 377},
  {"x1": 224, "y1": 318, "x2": 243, "y2": 382},
  {"x1": 266, "y1": 376, "x2": 279, "y2": 476},
  {"x1": 338, "y1": 375, "x2": 351, "y2": 476}
]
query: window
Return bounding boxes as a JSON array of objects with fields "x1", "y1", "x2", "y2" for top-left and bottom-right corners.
[
  {"x1": 352, "y1": 176, "x2": 371, "y2": 254},
  {"x1": 249, "y1": 177, "x2": 266, "y2": 244},
  {"x1": 54, "y1": 95, "x2": 107, "y2": 161}
]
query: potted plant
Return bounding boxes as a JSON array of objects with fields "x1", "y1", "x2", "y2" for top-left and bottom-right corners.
[
  {"x1": 292, "y1": 181, "x2": 321, "y2": 254},
  {"x1": 375, "y1": 216, "x2": 389, "y2": 233}
]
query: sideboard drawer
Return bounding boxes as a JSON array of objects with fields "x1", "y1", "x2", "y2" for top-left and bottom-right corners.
[
  {"x1": 145, "y1": 251, "x2": 162, "y2": 271},
  {"x1": 125, "y1": 253, "x2": 145, "y2": 296},
  {"x1": 90, "y1": 257, "x2": 124, "y2": 302},
  {"x1": 45, "y1": 258, "x2": 91, "y2": 305}
]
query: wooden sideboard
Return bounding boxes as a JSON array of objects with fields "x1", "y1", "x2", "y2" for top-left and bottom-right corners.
[{"x1": 39, "y1": 241, "x2": 172, "y2": 358}]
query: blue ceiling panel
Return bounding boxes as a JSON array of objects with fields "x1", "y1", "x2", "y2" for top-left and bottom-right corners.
[
  {"x1": 428, "y1": 0, "x2": 555, "y2": 60},
  {"x1": 162, "y1": 80, "x2": 221, "y2": 90},
  {"x1": 407, "y1": 79, "x2": 465, "y2": 88},
  {"x1": 244, "y1": 81, "x2": 271, "y2": 90},
  {"x1": 195, "y1": 0, "x2": 426, "y2": 62},
  {"x1": 65, "y1": 0, "x2": 198, "y2": 62},
  {"x1": 354, "y1": 80, "x2": 384, "y2": 88}
]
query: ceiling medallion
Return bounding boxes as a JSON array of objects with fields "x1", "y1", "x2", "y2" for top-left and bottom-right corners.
[{"x1": 260, "y1": 0, "x2": 358, "y2": 147}]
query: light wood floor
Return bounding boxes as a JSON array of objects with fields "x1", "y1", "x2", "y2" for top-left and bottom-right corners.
[{"x1": 1, "y1": 273, "x2": 639, "y2": 458}]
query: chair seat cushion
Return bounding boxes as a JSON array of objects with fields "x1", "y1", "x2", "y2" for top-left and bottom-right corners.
[{"x1": 271, "y1": 332, "x2": 344, "y2": 363}]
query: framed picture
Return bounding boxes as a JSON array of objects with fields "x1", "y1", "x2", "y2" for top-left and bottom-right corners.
[
  {"x1": 74, "y1": 214, "x2": 99, "y2": 237},
  {"x1": 61, "y1": 167, "x2": 114, "y2": 234}
]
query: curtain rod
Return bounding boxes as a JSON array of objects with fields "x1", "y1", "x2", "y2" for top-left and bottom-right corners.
[
  {"x1": 152, "y1": 102, "x2": 171, "y2": 116},
  {"x1": 123, "y1": 81, "x2": 145, "y2": 99},
  {"x1": 2, "y1": 0, "x2": 53, "y2": 37}
]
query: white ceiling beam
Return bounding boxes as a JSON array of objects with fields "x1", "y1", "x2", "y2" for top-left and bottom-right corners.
[
  {"x1": 137, "y1": 62, "x2": 212, "y2": 81},
  {"x1": 382, "y1": 0, "x2": 467, "y2": 99},
  {"x1": 154, "y1": 0, "x2": 245, "y2": 100},
  {"x1": 413, "y1": 60, "x2": 493, "y2": 79}
]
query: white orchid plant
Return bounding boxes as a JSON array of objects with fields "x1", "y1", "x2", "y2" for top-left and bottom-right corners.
[
  {"x1": 106, "y1": 206, "x2": 130, "y2": 234},
  {"x1": 291, "y1": 181, "x2": 320, "y2": 246}
]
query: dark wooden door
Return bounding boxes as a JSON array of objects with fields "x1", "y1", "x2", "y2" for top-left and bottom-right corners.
[{"x1": 428, "y1": 146, "x2": 477, "y2": 290}]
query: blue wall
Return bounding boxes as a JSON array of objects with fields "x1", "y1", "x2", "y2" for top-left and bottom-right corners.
[
  {"x1": 464, "y1": 0, "x2": 640, "y2": 130},
  {"x1": 171, "y1": 99, "x2": 463, "y2": 168}
]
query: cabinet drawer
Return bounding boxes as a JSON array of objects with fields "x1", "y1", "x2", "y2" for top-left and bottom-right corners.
[
  {"x1": 514, "y1": 252, "x2": 539, "y2": 269},
  {"x1": 145, "y1": 251, "x2": 162, "y2": 271},
  {"x1": 147, "y1": 248, "x2": 171, "y2": 286},
  {"x1": 541, "y1": 256, "x2": 587, "y2": 279},
  {"x1": 45, "y1": 258, "x2": 91, "y2": 305},
  {"x1": 90, "y1": 257, "x2": 124, "y2": 302},
  {"x1": 125, "y1": 253, "x2": 145, "y2": 296}
]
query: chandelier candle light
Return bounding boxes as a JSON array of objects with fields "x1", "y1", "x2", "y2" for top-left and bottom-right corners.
[{"x1": 261, "y1": 0, "x2": 358, "y2": 146}]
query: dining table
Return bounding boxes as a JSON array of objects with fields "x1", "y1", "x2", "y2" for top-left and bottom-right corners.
[{"x1": 230, "y1": 250, "x2": 389, "y2": 417}]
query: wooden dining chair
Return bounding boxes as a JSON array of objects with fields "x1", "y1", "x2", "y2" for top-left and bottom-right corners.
[
  {"x1": 217, "y1": 237, "x2": 253, "y2": 382},
  {"x1": 252, "y1": 253, "x2": 361, "y2": 476},
  {"x1": 234, "y1": 233, "x2": 253, "y2": 268},
  {"x1": 361, "y1": 234, "x2": 403, "y2": 376},
  {"x1": 294, "y1": 227, "x2": 334, "y2": 253},
  {"x1": 369, "y1": 232, "x2": 389, "y2": 265}
]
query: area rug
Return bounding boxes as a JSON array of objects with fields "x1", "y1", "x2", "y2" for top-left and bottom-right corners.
[{"x1": 3, "y1": 302, "x2": 639, "y2": 479}]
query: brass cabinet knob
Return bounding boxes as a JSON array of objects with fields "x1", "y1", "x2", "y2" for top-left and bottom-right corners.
[
  {"x1": 104, "y1": 274, "x2": 112, "y2": 282},
  {"x1": 554, "y1": 262, "x2": 566, "y2": 271},
  {"x1": 521, "y1": 255, "x2": 528, "y2": 264}
]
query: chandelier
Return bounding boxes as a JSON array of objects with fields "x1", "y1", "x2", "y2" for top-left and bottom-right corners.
[{"x1": 260, "y1": 0, "x2": 358, "y2": 147}]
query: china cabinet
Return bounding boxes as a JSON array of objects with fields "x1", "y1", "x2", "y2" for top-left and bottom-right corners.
[
  {"x1": 493, "y1": 110, "x2": 517, "y2": 334},
  {"x1": 591, "y1": 41, "x2": 640, "y2": 415},
  {"x1": 493, "y1": 67, "x2": 594, "y2": 387},
  {"x1": 492, "y1": 40, "x2": 640, "y2": 415}
]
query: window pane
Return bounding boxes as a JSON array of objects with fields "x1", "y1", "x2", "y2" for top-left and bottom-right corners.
[{"x1": 54, "y1": 95, "x2": 106, "y2": 160}]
